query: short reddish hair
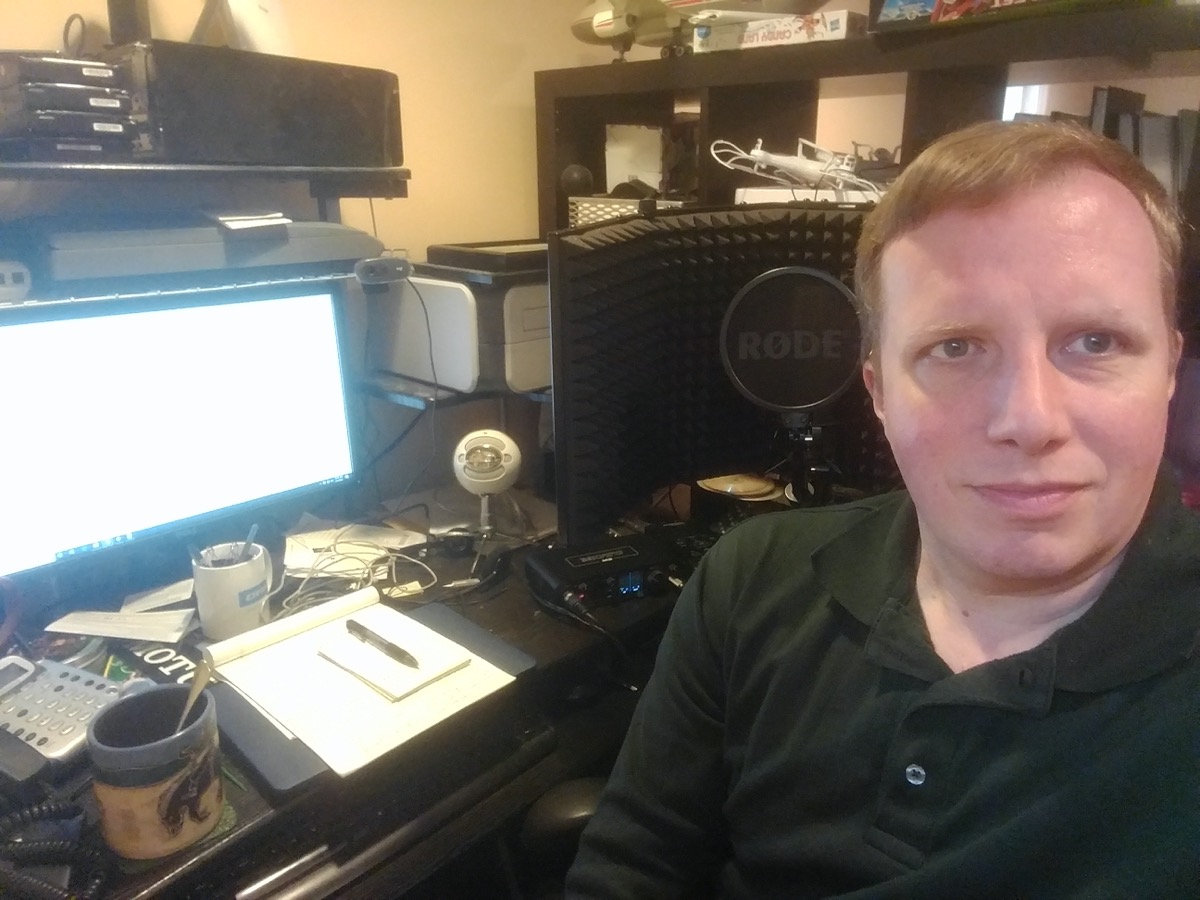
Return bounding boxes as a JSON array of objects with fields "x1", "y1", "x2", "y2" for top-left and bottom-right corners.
[{"x1": 854, "y1": 120, "x2": 1182, "y2": 360}]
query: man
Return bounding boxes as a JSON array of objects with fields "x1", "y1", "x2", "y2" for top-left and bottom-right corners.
[{"x1": 566, "y1": 120, "x2": 1200, "y2": 898}]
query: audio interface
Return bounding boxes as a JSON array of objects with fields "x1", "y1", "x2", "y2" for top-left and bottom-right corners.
[{"x1": 524, "y1": 534, "x2": 680, "y2": 609}]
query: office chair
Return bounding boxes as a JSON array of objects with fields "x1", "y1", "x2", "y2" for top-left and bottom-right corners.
[{"x1": 515, "y1": 776, "x2": 606, "y2": 898}]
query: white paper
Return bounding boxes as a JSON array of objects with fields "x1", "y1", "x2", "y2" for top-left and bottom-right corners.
[
  {"x1": 122, "y1": 578, "x2": 195, "y2": 613},
  {"x1": 46, "y1": 609, "x2": 195, "y2": 643},
  {"x1": 283, "y1": 524, "x2": 424, "y2": 577},
  {"x1": 317, "y1": 607, "x2": 471, "y2": 702},
  {"x1": 202, "y1": 587, "x2": 513, "y2": 776},
  {"x1": 204, "y1": 586, "x2": 379, "y2": 668}
]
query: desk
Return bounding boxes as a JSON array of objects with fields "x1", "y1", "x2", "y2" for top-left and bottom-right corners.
[{"x1": 88, "y1": 550, "x2": 675, "y2": 899}]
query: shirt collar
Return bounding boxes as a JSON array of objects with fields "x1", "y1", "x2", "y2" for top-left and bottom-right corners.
[
  {"x1": 812, "y1": 473, "x2": 1200, "y2": 692},
  {"x1": 1053, "y1": 473, "x2": 1200, "y2": 691}
]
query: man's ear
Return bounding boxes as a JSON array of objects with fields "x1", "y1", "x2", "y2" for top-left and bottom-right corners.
[{"x1": 862, "y1": 358, "x2": 886, "y2": 427}]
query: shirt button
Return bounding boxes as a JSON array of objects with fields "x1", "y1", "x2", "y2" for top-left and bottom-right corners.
[{"x1": 905, "y1": 764, "x2": 927, "y2": 786}]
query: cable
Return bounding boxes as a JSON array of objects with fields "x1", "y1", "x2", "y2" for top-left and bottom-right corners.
[
  {"x1": 271, "y1": 525, "x2": 387, "y2": 617},
  {"x1": 61, "y1": 13, "x2": 86, "y2": 58},
  {"x1": 532, "y1": 589, "x2": 608, "y2": 637},
  {"x1": 361, "y1": 408, "x2": 429, "y2": 474},
  {"x1": 268, "y1": 523, "x2": 441, "y2": 620},
  {"x1": 377, "y1": 550, "x2": 440, "y2": 602},
  {"x1": 390, "y1": 276, "x2": 441, "y2": 493},
  {"x1": 531, "y1": 589, "x2": 635, "y2": 669},
  {"x1": 357, "y1": 298, "x2": 386, "y2": 506},
  {"x1": 0, "y1": 799, "x2": 111, "y2": 900},
  {"x1": 361, "y1": 271, "x2": 443, "y2": 517}
]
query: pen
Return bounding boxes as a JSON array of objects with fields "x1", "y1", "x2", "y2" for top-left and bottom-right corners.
[
  {"x1": 236, "y1": 523, "x2": 259, "y2": 562},
  {"x1": 346, "y1": 619, "x2": 419, "y2": 668}
]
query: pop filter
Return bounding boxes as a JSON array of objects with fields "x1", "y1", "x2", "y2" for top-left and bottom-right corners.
[
  {"x1": 719, "y1": 266, "x2": 863, "y2": 506},
  {"x1": 719, "y1": 266, "x2": 861, "y2": 414}
]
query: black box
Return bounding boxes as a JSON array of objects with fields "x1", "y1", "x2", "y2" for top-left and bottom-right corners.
[
  {"x1": 426, "y1": 239, "x2": 548, "y2": 273},
  {"x1": 101, "y1": 40, "x2": 402, "y2": 167},
  {"x1": 0, "y1": 54, "x2": 125, "y2": 89},
  {"x1": 0, "y1": 136, "x2": 132, "y2": 162},
  {"x1": 524, "y1": 534, "x2": 679, "y2": 608},
  {"x1": 0, "y1": 108, "x2": 134, "y2": 140},
  {"x1": 0, "y1": 82, "x2": 132, "y2": 115}
]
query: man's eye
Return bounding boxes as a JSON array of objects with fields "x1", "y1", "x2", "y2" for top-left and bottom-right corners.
[
  {"x1": 1066, "y1": 332, "x2": 1116, "y2": 355},
  {"x1": 929, "y1": 339, "x2": 973, "y2": 360}
]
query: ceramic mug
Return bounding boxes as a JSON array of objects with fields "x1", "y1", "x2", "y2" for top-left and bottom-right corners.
[
  {"x1": 192, "y1": 541, "x2": 273, "y2": 641},
  {"x1": 86, "y1": 683, "x2": 223, "y2": 860}
]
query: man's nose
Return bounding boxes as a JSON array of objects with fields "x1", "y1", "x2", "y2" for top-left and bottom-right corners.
[{"x1": 985, "y1": 351, "x2": 1072, "y2": 451}]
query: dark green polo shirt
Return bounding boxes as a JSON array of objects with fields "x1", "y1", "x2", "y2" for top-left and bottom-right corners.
[{"x1": 568, "y1": 478, "x2": 1200, "y2": 899}]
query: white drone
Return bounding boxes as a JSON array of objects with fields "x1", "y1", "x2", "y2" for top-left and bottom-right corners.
[{"x1": 711, "y1": 136, "x2": 882, "y2": 195}]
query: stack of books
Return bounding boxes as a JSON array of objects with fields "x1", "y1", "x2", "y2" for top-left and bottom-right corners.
[{"x1": 1087, "y1": 85, "x2": 1194, "y2": 208}]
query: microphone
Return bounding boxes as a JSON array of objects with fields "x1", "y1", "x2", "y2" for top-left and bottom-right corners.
[{"x1": 453, "y1": 430, "x2": 522, "y2": 496}]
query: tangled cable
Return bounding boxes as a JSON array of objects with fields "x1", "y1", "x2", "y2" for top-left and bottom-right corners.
[{"x1": 272, "y1": 525, "x2": 440, "y2": 619}]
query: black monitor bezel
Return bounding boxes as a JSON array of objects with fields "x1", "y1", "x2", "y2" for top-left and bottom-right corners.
[{"x1": 0, "y1": 278, "x2": 364, "y2": 611}]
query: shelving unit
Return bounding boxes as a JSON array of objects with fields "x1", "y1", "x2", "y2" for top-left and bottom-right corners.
[{"x1": 534, "y1": 3, "x2": 1200, "y2": 234}]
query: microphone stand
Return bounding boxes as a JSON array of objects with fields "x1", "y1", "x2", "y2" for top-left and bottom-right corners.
[{"x1": 782, "y1": 411, "x2": 834, "y2": 507}]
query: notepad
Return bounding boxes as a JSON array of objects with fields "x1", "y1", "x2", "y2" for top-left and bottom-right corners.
[{"x1": 316, "y1": 609, "x2": 471, "y2": 702}]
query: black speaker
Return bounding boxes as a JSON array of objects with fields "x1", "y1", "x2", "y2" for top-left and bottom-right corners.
[
  {"x1": 101, "y1": 40, "x2": 403, "y2": 167},
  {"x1": 108, "y1": 0, "x2": 151, "y2": 44}
]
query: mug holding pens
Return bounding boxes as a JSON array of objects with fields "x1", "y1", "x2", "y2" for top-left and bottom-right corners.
[{"x1": 191, "y1": 526, "x2": 272, "y2": 642}]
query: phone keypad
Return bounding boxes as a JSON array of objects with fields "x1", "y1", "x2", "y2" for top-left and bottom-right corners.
[{"x1": 0, "y1": 660, "x2": 121, "y2": 762}]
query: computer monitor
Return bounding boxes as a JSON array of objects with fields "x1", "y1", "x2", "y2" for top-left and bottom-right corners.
[
  {"x1": 547, "y1": 202, "x2": 900, "y2": 547},
  {"x1": 0, "y1": 282, "x2": 358, "y2": 596}
]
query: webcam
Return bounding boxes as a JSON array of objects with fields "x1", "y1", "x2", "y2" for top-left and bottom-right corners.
[{"x1": 354, "y1": 256, "x2": 413, "y2": 285}]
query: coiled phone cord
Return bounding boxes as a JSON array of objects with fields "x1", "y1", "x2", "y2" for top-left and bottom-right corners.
[{"x1": 0, "y1": 799, "x2": 111, "y2": 900}]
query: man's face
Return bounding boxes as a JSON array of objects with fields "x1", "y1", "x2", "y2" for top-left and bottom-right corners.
[{"x1": 863, "y1": 167, "x2": 1180, "y2": 593}]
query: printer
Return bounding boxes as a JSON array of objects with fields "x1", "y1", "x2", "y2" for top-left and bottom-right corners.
[
  {"x1": 10, "y1": 213, "x2": 384, "y2": 300},
  {"x1": 366, "y1": 242, "x2": 550, "y2": 394}
]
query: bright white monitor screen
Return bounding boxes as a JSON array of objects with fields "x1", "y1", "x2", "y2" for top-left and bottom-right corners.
[{"x1": 0, "y1": 288, "x2": 355, "y2": 578}]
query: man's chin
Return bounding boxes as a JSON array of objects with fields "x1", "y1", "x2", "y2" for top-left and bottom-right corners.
[{"x1": 952, "y1": 532, "x2": 1116, "y2": 593}]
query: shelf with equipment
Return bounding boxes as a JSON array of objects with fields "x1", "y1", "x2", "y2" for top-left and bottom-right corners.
[
  {"x1": 535, "y1": 3, "x2": 1200, "y2": 234},
  {"x1": 0, "y1": 161, "x2": 411, "y2": 221}
]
